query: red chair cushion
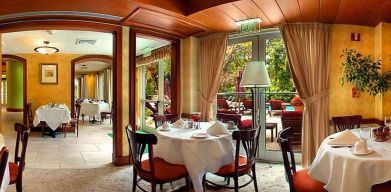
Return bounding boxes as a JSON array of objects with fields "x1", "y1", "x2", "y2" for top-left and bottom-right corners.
[
  {"x1": 9, "y1": 162, "x2": 18, "y2": 184},
  {"x1": 141, "y1": 157, "x2": 187, "y2": 182},
  {"x1": 372, "y1": 180, "x2": 391, "y2": 192},
  {"x1": 293, "y1": 169, "x2": 326, "y2": 192},
  {"x1": 241, "y1": 119, "x2": 252, "y2": 129},
  {"x1": 214, "y1": 156, "x2": 250, "y2": 177}
]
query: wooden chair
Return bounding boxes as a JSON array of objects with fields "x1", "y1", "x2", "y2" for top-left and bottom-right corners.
[
  {"x1": 146, "y1": 102, "x2": 158, "y2": 114},
  {"x1": 268, "y1": 99, "x2": 286, "y2": 116},
  {"x1": 332, "y1": 115, "x2": 362, "y2": 132},
  {"x1": 68, "y1": 104, "x2": 81, "y2": 137},
  {"x1": 101, "y1": 103, "x2": 113, "y2": 124},
  {"x1": 217, "y1": 98, "x2": 236, "y2": 113},
  {"x1": 278, "y1": 128, "x2": 326, "y2": 192},
  {"x1": 216, "y1": 113, "x2": 242, "y2": 128},
  {"x1": 9, "y1": 123, "x2": 30, "y2": 192},
  {"x1": 125, "y1": 125, "x2": 190, "y2": 192},
  {"x1": 152, "y1": 114, "x2": 179, "y2": 129},
  {"x1": 0, "y1": 147, "x2": 9, "y2": 188},
  {"x1": 25, "y1": 103, "x2": 46, "y2": 136},
  {"x1": 204, "y1": 128, "x2": 261, "y2": 192},
  {"x1": 281, "y1": 111, "x2": 303, "y2": 146}
]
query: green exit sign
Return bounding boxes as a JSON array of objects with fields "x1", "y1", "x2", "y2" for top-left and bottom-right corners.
[
  {"x1": 237, "y1": 18, "x2": 262, "y2": 34},
  {"x1": 143, "y1": 47, "x2": 152, "y2": 58}
]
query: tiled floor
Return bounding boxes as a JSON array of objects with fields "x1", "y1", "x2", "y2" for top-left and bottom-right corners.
[{"x1": 2, "y1": 108, "x2": 113, "y2": 169}]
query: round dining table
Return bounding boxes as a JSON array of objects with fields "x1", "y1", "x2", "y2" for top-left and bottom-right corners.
[
  {"x1": 309, "y1": 129, "x2": 391, "y2": 192},
  {"x1": 0, "y1": 134, "x2": 9, "y2": 192},
  {"x1": 154, "y1": 122, "x2": 235, "y2": 192}
]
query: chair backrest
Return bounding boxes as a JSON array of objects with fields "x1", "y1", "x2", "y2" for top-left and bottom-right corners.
[
  {"x1": 216, "y1": 113, "x2": 242, "y2": 128},
  {"x1": 269, "y1": 99, "x2": 284, "y2": 110},
  {"x1": 14, "y1": 123, "x2": 29, "y2": 180},
  {"x1": 74, "y1": 104, "x2": 81, "y2": 120},
  {"x1": 278, "y1": 128, "x2": 296, "y2": 192},
  {"x1": 0, "y1": 147, "x2": 9, "y2": 187},
  {"x1": 152, "y1": 114, "x2": 179, "y2": 129},
  {"x1": 25, "y1": 103, "x2": 33, "y2": 129},
  {"x1": 232, "y1": 128, "x2": 260, "y2": 175},
  {"x1": 332, "y1": 115, "x2": 362, "y2": 132},
  {"x1": 217, "y1": 99, "x2": 230, "y2": 109},
  {"x1": 242, "y1": 99, "x2": 253, "y2": 110},
  {"x1": 145, "y1": 102, "x2": 158, "y2": 114},
  {"x1": 125, "y1": 125, "x2": 157, "y2": 181},
  {"x1": 281, "y1": 111, "x2": 303, "y2": 145}
]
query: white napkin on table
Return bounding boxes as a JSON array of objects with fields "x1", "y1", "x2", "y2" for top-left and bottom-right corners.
[
  {"x1": 207, "y1": 121, "x2": 230, "y2": 136},
  {"x1": 328, "y1": 130, "x2": 360, "y2": 146},
  {"x1": 171, "y1": 119, "x2": 185, "y2": 128}
]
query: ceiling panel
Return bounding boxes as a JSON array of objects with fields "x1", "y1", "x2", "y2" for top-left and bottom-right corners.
[
  {"x1": 275, "y1": 0, "x2": 302, "y2": 23},
  {"x1": 298, "y1": 0, "x2": 320, "y2": 22},
  {"x1": 217, "y1": 3, "x2": 248, "y2": 22},
  {"x1": 356, "y1": 0, "x2": 389, "y2": 26},
  {"x1": 233, "y1": 0, "x2": 272, "y2": 26},
  {"x1": 252, "y1": 0, "x2": 285, "y2": 25},
  {"x1": 334, "y1": 0, "x2": 366, "y2": 24},
  {"x1": 319, "y1": 0, "x2": 342, "y2": 23},
  {"x1": 188, "y1": 9, "x2": 237, "y2": 32}
]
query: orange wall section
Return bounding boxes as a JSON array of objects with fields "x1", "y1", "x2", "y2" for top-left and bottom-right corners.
[
  {"x1": 17, "y1": 53, "x2": 82, "y2": 113},
  {"x1": 329, "y1": 24, "x2": 376, "y2": 119}
]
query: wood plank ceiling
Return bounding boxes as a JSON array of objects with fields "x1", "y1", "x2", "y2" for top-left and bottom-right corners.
[{"x1": 0, "y1": 0, "x2": 391, "y2": 38}]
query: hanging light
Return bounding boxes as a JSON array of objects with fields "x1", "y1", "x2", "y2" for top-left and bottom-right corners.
[{"x1": 34, "y1": 41, "x2": 59, "y2": 55}]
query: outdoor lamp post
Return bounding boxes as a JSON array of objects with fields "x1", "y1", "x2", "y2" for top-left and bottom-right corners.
[{"x1": 240, "y1": 61, "x2": 271, "y2": 130}]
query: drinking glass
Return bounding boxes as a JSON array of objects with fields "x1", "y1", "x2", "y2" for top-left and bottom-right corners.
[
  {"x1": 359, "y1": 128, "x2": 371, "y2": 141},
  {"x1": 385, "y1": 116, "x2": 391, "y2": 128},
  {"x1": 191, "y1": 112, "x2": 201, "y2": 129}
]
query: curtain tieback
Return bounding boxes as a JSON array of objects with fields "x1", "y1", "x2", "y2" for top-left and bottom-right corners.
[
  {"x1": 198, "y1": 92, "x2": 215, "y2": 104},
  {"x1": 302, "y1": 89, "x2": 329, "y2": 105}
]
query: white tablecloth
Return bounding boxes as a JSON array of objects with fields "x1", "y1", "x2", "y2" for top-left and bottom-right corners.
[
  {"x1": 80, "y1": 102, "x2": 110, "y2": 120},
  {"x1": 33, "y1": 106, "x2": 71, "y2": 130},
  {"x1": 309, "y1": 129, "x2": 391, "y2": 192},
  {"x1": 0, "y1": 134, "x2": 9, "y2": 192},
  {"x1": 155, "y1": 122, "x2": 234, "y2": 192}
]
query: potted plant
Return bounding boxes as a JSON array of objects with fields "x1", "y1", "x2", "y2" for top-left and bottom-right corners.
[{"x1": 340, "y1": 49, "x2": 391, "y2": 96}]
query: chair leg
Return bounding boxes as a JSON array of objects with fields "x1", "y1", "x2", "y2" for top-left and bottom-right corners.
[
  {"x1": 185, "y1": 176, "x2": 190, "y2": 192},
  {"x1": 41, "y1": 124, "x2": 44, "y2": 137},
  {"x1": 132, "y1": 169, "x2": 137, "y2": 192},
  {"x1": 16, "y1": 180, "x2": 22, "y2": 192},
  {"x1": 151, "y1": 181, "x2": 157, "y2": 192},
  {"x1": 77, "y1": 124, "x2": 79, "y2": 137},
  {"x1": 234, "y1": 176, "x2": 239, "y2": 192},
  {"x1": 227, "y1": 177, "x2": 230, "y2": 185},
  {"x1": 270, "y1": 129, "x2": 273, "y2": 142},
  {"x1": 252, "y1": 165, "x2": 259, "y2": 192}
]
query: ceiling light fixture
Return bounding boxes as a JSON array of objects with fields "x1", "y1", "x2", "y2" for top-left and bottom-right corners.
[{"x1": 34, "y1": 41, "x2": 59, "y2": 55}]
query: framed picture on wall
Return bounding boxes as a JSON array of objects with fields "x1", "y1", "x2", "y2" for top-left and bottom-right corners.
[{"x1": 40, "y1": 63, "x2": 58, "y2": 84}]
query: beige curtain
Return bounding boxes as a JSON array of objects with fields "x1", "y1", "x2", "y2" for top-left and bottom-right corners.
[
  {"x1": 136, "y1": 45, "x2": 171, "y2": 65},
  {"x1": 280, "y1": 23, "x2": 331, "y2": 167},
  {"x1": 198, "y1": 33, "x2": 228, "y2": 121}
]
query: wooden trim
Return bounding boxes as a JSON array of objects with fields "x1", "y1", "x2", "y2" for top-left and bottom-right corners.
[
  {"x1": 0, "y1": 20, "x2": 123, "y2": 166},
  {"x1": 129, "y1": 29, "x2": 137, "y2": 131},
  {"x1": 2, "y1": 54, "x2": 27, "y2": 124},
  {"x1": 70, "y1": 55, "x2": 113, "y2": 116},
  {"x1": 6, "y1": 108, "x2": 23, "y2": 112},
  {"x1": 114, "y1": 155, "x2": 130, "y2": 166}
]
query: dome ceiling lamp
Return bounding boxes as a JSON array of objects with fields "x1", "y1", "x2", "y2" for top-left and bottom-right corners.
[{"x1": 34, "y1": 41, "x2": 59, "y2": 55}]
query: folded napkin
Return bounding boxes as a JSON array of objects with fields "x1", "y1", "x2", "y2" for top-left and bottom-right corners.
[
  {"x1": 329, "y1": 130, "x2": 360, "y2": 146},
  {"x1": 207, "y1": 121, "x2": 230, "y2": 136},
  {"x1": 171, "y1": 119, "x2": 185, "y2": 128}
]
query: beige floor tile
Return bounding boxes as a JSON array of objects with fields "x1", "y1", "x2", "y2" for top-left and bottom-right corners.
[
  {"x1": 60, "y1": 143, "x2": 100, "y2": 152},
  {"x1": 81, "y1": 152, "x2": 112, "y2": 163},
  {"x1": 35, "y1": 152, "x2": 85, "y2": 163},
  {"x1": 59, "y1": 162, "x2": 111, "y2": 169},
  {"x1": 95, "y1": 143, "x2": 113, "y2": 152},
  {"x1": 28, "y1": 143, "x2": 60, "y2": 152}
]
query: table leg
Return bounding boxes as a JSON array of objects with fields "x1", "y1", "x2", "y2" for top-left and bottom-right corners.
[{"x1": 271, "y1": 129, "x2": 273, "y2": 142}]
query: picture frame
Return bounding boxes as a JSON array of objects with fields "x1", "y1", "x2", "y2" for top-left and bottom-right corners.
[{"x1": 40, "y1": 63, "x2": 58, "y2": 84}]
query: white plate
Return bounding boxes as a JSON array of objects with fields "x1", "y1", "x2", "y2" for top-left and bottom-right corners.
[
  {"x1": 192, "y1": 133, "x2": 209, "y2": 139},
  {"x1": 349, "y1": 147, "x2": 373, "y2": 156}
]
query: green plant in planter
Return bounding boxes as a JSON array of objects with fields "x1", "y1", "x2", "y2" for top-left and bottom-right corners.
[{"x1": 340, "y1": 49, "x2": 391, "y2": 96}]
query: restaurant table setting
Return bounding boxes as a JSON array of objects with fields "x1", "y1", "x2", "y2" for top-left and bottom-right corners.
[
  {"x1": 154, "y1": 119, "x2": 237, "y2": 192},
  {"x1": 80, "y1": 100, "x2": 110, "y2": 121},
  {"x1": 309, "y1": 127, "x2": 391, "y2": 192},
  {"x1": 33, "y1": 103, "x2": 71, "y2": 131},
  {"x1": 0, "y1": 134, "x2": 9, "y2": 192}
]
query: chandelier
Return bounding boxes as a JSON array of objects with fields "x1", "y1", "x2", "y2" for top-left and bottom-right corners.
[{"x1": 34, "y1": 41, "x2": 59, "y2": 55}]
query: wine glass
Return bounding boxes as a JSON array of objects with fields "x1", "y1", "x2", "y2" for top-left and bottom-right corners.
[
  {"x1": 191, "y1": 112, "x2": 201, "y2": 129},
  {"x1": 359, "y1": 127, "x2": 371, "y2": 141}
]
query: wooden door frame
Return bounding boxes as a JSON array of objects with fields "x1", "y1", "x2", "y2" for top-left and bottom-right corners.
[
  {"x1": 1, "y1": 54, "x2": 27, "y2": 123},
  {"x1": 0, "y1": 20, "x2": 124, "y2": 165},
  {"x1": 70, "y1": 55, "x2": 113, "y2": 115},
  {"x1": 129, "y1": 28, "x2": 181, "y2": 131}
]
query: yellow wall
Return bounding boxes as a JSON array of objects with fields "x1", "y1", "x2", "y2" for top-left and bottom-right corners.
[
  {"x1": 18, "y1": 53, "x2": 82, "y2": 112},
  {"x1": 84, "y1": 74, "x2": 96, "y2": 99},
  {"x1": 329, "y1": 25, "x2": 376, "y2": 118}
]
